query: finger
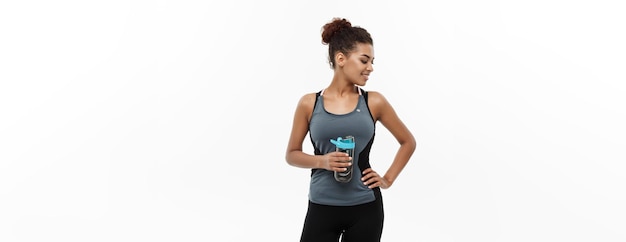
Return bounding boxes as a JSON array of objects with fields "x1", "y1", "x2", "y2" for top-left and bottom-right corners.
[
  {"x1": 362, "y1": 175, "x2": 378, "y2": 185},
  {"x1": 331, "y1": 154, "x2": 352, "y2": 163},
  {"x1": 362, "y1": 169, "x2": 379, "y2": 178},
  {"x1": 361, "y1": 173, "x2": 374, "y2": 181},
  {"x1": 362, "y1": 171, "x2": 378, "y2": 179},
  {"x1": 337, "y1": 164, "x2": 351, "y2": 171},
  {"x1": 332, "y1": 166, "x2": 348, "y2": 172},
  {"x1": 333, "y1": 160, "x2": 352, "y2": 167},
  {"x1": 332, "y1": 162, "x2": 352, "y2": 171},
  {"x1": 332, "y1": 152, "x2": 350, "y2": 157},
  {"x1": 367, "y1": 180, "x2": 380, "y2": 188}
]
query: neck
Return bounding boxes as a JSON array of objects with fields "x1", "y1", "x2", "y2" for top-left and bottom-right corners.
[{"x1": 326, "y1": 82, "x2": 356, "y2": 97}]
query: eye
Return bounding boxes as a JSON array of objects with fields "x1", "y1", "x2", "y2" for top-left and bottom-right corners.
[{"x1": 361, "y1": 60, "x2": 368, "y2": 64}]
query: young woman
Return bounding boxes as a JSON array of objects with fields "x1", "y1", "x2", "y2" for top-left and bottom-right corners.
[{"x1": 285, "y1": 17, "x2": 416, "y2": 242}]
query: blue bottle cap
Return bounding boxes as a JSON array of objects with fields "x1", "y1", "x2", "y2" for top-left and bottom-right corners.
[{"x1": 330, "y1": 137, "x2": 355, "y2": 149}]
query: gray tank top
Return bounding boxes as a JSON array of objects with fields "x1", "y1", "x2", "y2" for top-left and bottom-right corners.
[{"x1": 308, "y1": 87, "x2": 378, "y2": 206}]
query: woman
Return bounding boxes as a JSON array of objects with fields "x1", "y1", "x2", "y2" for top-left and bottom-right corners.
[{"x1": 285, "y1": 17, "x2": 416, "y2": 242}]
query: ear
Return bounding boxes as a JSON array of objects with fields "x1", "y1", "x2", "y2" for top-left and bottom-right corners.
[{"x1": 335, "y1": 52, "x2": 346, "y2": 68}]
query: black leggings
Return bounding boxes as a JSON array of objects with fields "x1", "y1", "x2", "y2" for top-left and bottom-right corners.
[{"x1": 300, "y1": 199, "x2": 384, "y2": 242}]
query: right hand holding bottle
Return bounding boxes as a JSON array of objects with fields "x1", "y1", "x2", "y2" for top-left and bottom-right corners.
[{"x1": 321, "y1": 152, "x2": 352, "y2": 172}]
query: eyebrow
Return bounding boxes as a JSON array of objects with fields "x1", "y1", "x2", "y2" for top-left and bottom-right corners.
[{"x1": 361, "y1": 54, "x2": 372, "y2": 59}]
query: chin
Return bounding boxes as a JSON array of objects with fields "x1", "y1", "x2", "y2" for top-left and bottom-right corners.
[{"x1": 351, "y1": 78, "x2": 367, "y2": 87}]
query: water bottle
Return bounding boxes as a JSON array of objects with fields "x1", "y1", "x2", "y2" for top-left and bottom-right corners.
[{"x1": 330, "y1": 136, "x2": 355, "y2": 183}]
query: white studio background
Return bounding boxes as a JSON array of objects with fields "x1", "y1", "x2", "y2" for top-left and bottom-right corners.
[{"x1": 1, "y1": 0, "x2": 625, "y2": 241}]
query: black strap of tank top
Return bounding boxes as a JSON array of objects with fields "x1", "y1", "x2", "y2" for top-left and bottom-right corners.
[
  {"x1": 312, "y1": 90, "x2": 322, "y2": 113},
  {"x1": 360, "y1": 87, "x2": 369, "y2": 106}
]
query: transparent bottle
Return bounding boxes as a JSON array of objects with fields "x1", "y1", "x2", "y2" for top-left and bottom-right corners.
[{"x1": 330, "y1": 136, "x2": 355, "y2": 183}]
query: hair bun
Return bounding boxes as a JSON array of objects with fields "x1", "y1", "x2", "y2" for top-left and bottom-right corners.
[{"x1": 321, "y1": 18, "x2": 352, "y2": 44}]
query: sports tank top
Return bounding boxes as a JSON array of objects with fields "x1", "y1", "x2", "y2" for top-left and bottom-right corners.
[{"x1": 308, "y1": 87, "x2": 380, "y2": 206}]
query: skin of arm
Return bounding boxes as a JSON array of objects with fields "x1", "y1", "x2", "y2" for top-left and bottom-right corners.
[
  {"x1": 361, "y1": 91, "x2": 416, "y2": 189},
  {"x1": 285, "y1": 93, "x2": 353, "y2": 173}
]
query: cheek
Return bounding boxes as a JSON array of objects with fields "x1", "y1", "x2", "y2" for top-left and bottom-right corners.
[
  {"x1": 349, "y1": 61, "x2": 365, "y2": 71},
  {"x1": 348, "y1": 65, "x2": 361, "y2": 75}
]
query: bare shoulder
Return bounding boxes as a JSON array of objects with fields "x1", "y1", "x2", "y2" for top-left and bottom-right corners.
[
  {"x1": 294, "y1": 92, "x2": 319, "y2": 120},
  {"x1": 365, "y1": 90, "x2": 390, "y2": 108},
  {"x1": 364, "y1": 90, "x2": 393, "y2": 121},
  {"x1": 297, "y1": 92, "x2": 318, "y2": 109}
]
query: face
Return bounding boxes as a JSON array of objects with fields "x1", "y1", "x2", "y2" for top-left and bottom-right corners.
[{"x1": 336, "y1": 43, "x2": 374, "y2": 86}]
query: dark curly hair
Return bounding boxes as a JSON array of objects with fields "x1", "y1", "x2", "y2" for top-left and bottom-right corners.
[{"x1": 321, "y1": 18, "x2": 373, "y2": 69}]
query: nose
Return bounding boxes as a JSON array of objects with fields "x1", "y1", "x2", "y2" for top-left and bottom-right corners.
[{"x1": 367, "y1": 62, "x2": 374, "y2": 72}]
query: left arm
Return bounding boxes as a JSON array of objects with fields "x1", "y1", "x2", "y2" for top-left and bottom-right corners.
[{"x1": 362, "y1": 91, "x2": 416, "y2": 189}]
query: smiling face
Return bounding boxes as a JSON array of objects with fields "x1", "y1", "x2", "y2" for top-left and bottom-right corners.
[{"x1": 335, "y1": 43, "x2": 375, "y2": 86}]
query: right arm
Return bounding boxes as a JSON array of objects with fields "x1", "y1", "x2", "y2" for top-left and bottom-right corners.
[{"x1": 285, "y1": 93, "x2": 352, "y2": 172}]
